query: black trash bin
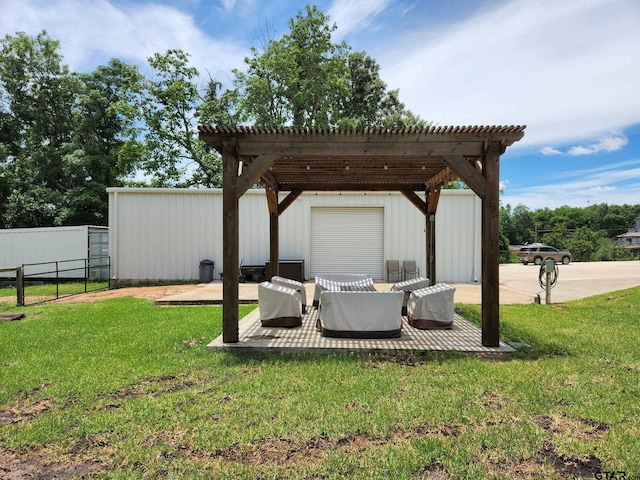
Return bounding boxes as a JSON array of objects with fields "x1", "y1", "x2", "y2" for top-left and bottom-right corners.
[{"x1": 199, "y1": 259, "x2": 215, "y2": 283}]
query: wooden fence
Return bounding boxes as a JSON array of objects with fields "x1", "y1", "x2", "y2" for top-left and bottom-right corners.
[{"x1": 0, "y1": 267, "x2": 24, "y2": 306}]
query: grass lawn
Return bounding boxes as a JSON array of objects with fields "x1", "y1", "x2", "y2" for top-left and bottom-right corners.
[
  {"x1": 1, "y1": 288, "x2": 639, "y2": 479},
  {"x1": 0, "y1": 282, "x2": 109, "y2": 305}
]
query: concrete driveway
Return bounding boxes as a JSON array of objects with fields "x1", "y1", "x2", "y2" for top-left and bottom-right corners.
[{"x1": 452, "y1": 261, "x2": 640, "y2": 304}]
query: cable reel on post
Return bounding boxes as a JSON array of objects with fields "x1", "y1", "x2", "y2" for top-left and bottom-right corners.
[{"x1": 538, "y1": 257, "x2": 559, "y2": 304}]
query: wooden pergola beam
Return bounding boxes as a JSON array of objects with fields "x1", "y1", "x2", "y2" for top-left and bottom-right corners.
[
  {"x1": 235, "y1": 155, "x2": 276, "y2": 197},
  {"x1": 442, "y1": 155, "x2": 486, "y2": 198},
  {"x1": 266, "y1": 187, "x2": 280, "y2": 279},
  {"x1": 277, "y1": 190, "x2": 303, "y2": 215}
]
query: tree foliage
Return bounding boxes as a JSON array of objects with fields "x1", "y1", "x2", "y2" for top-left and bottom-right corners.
[
  {"x1": 501, "y1": 202, "x2": 640, "y2": 261},
  {"x1": 230, "y1": 5, "x2": 425, "y2": 129},
  {"x1": 128, "y1": 49, "x2": 222, "y2": 187}
]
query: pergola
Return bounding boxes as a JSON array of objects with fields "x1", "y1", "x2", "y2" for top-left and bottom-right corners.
[{"x1": 199, "y1": 125, "x2": 525, "y2": 347}]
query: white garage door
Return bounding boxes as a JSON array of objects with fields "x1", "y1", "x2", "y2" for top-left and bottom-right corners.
[{"x1": 310, "y1": 206, "x2": 384, "y2": 279}]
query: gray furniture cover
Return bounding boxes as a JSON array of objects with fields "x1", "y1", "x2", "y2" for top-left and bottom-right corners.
[
  {"x1": 407, "y1": 283, "x2": 456, "y2": 329},
  {"x1": 258, "y1": 281, "x2": 302, "y2": 327},
  {"x1": 318, "y1": 290, "x2": 404, "y2": 338},
  {"x1": 390, "y1": 276, "x2": 431, "y2": 315},
  {"x1": 313, "y1": 273, "x2": 374, "y2": 307},
  {"x1": 271, "y1": 275, "x2": 307, "y2": 312}
]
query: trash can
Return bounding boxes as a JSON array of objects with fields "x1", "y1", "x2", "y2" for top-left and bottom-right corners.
[{"x1": 199, "y1": 259, "x2": 215, "y2": 283}]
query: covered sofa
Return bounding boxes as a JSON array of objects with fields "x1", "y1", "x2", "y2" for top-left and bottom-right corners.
[{"x1": 318, "y1": 290, "x2": 404, "y2": 338}]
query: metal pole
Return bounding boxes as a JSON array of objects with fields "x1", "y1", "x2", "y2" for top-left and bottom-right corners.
[{"x1": 545, "y1": 259, "x2": 554, "y2": 305}]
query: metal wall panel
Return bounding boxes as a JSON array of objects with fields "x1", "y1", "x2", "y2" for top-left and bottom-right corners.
[
  {"x1": 0, "y1": 226, "x2": 92, "y2": 278},
  {"x1": 107, "y1": 188, "x2": 480, "y2": 283},
  {"x1": 435, "y1": 190, "x2": 482, "y2": 283}
]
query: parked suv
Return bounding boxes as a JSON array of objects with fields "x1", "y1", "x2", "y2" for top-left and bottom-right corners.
[{"x1": 517, "y1": 245, "x2": 571, "y2": 265}]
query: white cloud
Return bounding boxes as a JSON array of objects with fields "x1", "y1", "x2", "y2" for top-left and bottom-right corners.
[
  {"x1": 328, "y1": 0, "x2": 392, "y2": 39},
  {"x1": 540, "y1": 146, "x2": 562, "y2": 156},
  {"x1": 0, "y1": 0, "x2": 246, "y2": 80},
  {"x1": 501, "y1": 160, "x2": 640, "y2": 208},
  {"x1": 588, "y1": 185, "x2": 616, "y2": 193},
  {"x1": 377, "y1": 0, "x2": 640, "y2": 149},
  {"x1": 567, "y1": 134, "x2": 629, "y2": 156}
]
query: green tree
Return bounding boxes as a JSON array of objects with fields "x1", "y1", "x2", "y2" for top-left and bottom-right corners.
[
  {"x1": 0, "y1": 32, "x2": 144, "y2": 227},
  {"x1": 131, "y1": 49, "x2": 222, "y2": 187},
  {"x1": 0, "y1": 31, "x2": 78, "y2": 227},
  {"x1": 230, "y1": 5, "x2": 423, "y2": 129},
  {"x1": 339, "y1": 51, "x2": 426, "y2": 129},
  {"x1": 59, "y1": 59, "x2": 144, "y2": 224},
  {"x1": 232, "y1": 5, "x2": 349, "y2": 128}
]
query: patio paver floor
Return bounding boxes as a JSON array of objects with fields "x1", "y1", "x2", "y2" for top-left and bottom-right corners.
[{"x1": 207, "y1": 306, "x2": 514, "y2": 354}]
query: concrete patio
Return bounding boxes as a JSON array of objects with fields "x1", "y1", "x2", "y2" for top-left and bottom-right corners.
[
  {"x1": 156, "y1": 281, "x2": 514, "y2": 354},
  {"x1": 205, "y1": 306, "x2": 515, "y2": 354},
  {"x1": 155, "y1": 262, "x2": 640, "y2": 354}
]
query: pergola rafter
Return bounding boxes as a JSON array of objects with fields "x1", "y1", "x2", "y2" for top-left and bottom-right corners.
[{"x1": 199, "y1": 125, "x2": 525, "y2": 348}]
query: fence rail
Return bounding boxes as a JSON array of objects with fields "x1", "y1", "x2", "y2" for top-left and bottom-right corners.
[{"x1": 1, "y1": 257, "x2": 110, "y2": 306}]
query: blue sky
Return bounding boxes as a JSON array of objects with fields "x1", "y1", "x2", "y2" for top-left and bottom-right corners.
[{"x1": 1, "y1": 0, "x2": 639, "y2": 210}]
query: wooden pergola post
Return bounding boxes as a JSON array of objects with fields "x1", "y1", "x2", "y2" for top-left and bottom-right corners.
[
  {"x1": 222, "y1": 141, "x2": 240, "y2": 343},
  {"x1": 481, "y1": 143, "x2": 501, "y2": 347},
  {"x1": 266, "y1": 188, "x2": 280, "y2": 279},
  {"x1": 426, "y1": 187, "x2": 441, "y2": 284}
]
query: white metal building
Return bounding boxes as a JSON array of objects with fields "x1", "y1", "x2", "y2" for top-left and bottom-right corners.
[
  {"x1": 0, "y1": 225, "x2": 109, "y2": 279},
  {"x1": 108, "y1": 188, "x2": 480, "y2": 284}
]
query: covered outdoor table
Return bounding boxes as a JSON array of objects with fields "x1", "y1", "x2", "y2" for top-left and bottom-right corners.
[
  {"x1": 407, "y1": 283, "x2": 456, "y2": 329},
  {"x1": 313, "y1": 273, "x2": 374, "y2": 307}
]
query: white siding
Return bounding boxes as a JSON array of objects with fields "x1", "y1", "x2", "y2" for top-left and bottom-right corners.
[
  {"x1": 0, "y1": 225, "x2": 87, "y2": 266},
  {"x1": 0, "y1": 226, "x2": 96, "y2": 278},
  {"x1": 107, "y1": 188, "x2": 481, "y2": 283},
  {"x1": 435, "y1": 190, "x2": 482, "y2": 283}
]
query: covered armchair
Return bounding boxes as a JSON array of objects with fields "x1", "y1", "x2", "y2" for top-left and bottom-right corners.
[
  {"x1": 271, "y1": 275, "x2": 307, "y2": 313},
  {"x1": 407, "y1": 283, "x2": 456, "y2": 329},
  {"x1": 258, "y1": 281, "x2": 302, "y2": 327},
  {"x1": 390, "y1": 276, "x2": 430, "y2": 315}
]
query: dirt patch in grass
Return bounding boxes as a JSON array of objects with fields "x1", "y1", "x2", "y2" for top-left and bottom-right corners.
[
  {"x1": 92, "y1": 374, "x2": 204, "y2": 412},
  {"x1": 0, "y1": 448, "x2": 105, "y2": 480},
  {"x1": 53, "y1": 284, "x2": 198, "y2": 303},
  {"x1": 206, "y1": 426, "x2": 459, "y2": 469},
  {"x1": 532, "y1": 413, "x2": 610, "y2": 441},
  {"x1": 537, "y1": 440, "x2": 602, "y2": 478},
  {"x1": 108, "y1": 374, "x2": 198, "y2": 400},
  {"x1": 0, "y1": 383, "x2": 53, "y2": 425}
]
